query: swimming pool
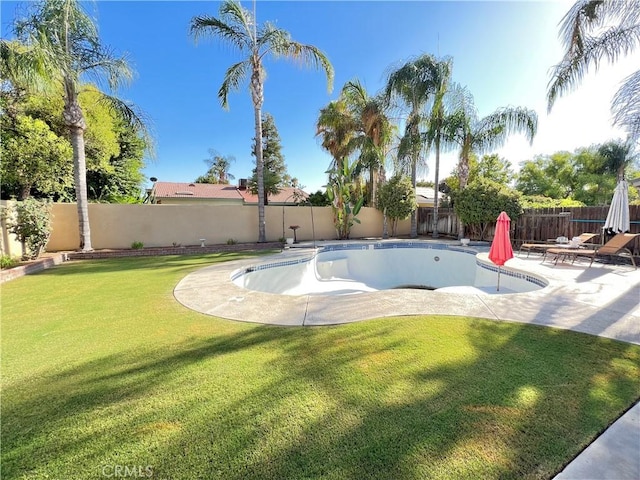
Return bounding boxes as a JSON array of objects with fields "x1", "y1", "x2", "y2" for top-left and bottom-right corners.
[{"x1": 231, "y1": 242, "x2": 547, "y2": 296}]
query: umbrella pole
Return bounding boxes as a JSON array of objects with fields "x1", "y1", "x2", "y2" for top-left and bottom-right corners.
[{"x1": 497, "y1": 267, "x2": 501, "y2": 291}]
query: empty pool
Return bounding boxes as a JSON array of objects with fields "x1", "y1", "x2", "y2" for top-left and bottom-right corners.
[{"x1": 231, "y1": 242, "x2": 547, "y2": 295}]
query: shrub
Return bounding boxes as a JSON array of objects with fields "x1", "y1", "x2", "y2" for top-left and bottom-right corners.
[
  {"x1": 226, "y1": 238, "x2": 237, "y2": 245},
  {"x1": 452, "y1": 179, "x2": 522, "y2": 240},
  {"x1": 307, "y1": 190, "x2": 331, "y2": 206},
  {"x1": 326, "y1": 160, "x2": 365, "y2": 239},
  {"x1": 377, "y1": 174, "x2": 417, "y2": 236},
  {"x1": 520, "y1": 195, "x2": 585, "y2": 209},
  {"x1": 1, "y1": 254, "x2": 18, "y2": 269},
  {"x1": 2, "y1": 199, "x2": 53, "y2": 260},
  {"x1": 131, "y1": 241, "x2": 144, "y2": 249}
]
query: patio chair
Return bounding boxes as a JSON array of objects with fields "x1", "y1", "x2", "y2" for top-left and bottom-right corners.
[
  {"x1": 519, "y1": 233, "x2": 597, "y2": 258},
  {"x1": 545, "y1": 233, "x2": 639, "y2": 268}
]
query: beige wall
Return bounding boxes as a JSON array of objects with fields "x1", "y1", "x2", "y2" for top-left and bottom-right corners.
[
  {"x1": 1, "y1": 200, "x2": 23, "y2": 258},
  {"x1": 40, "y1": 203, "x2": 411, "y2": 251}
]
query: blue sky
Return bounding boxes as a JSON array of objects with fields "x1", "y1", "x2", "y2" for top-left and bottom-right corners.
[{"x1": 2, "y1": 1, "x2": 637, "y2": 193}]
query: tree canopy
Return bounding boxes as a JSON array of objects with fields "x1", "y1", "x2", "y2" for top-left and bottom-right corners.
[
  {"x1": 515, "y1": 141, "x2": 639, "y2": 205},
  {"x1": 249, "y1": 113, "x2": 289, "y2": 202}
]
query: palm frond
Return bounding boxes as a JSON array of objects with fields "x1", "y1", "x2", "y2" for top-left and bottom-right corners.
[
  {"x1": 559, "y1": 0, "x2": 640, "y2": 52},
  {"x1": 473, "y1": 107, "x2": 538, "y2": 153},
  {"x1": 80, "y1": 47, "x2": 133, "y2": 91},
  {"x1": 261, "y1": 25, "x2": 333, "y2": 93},
  {"x1": 445, "y1": 83, "x2": 477, "y2": 119},
  {"x1": 217, "y1": 60, "x2": 250, "y2": 109},
  {"x1": 219, "y1": 0, "x2": 254, "y2": 35},
  {"x1": 0, "y1": 39, "x2": 57, "y2": 94},
  {"x1": 612, "y1": 69, "x2": 640, "y2": 143},
  {"x1": 190, "y1": 15, "x2": 250, "y2": 50},
  {"x1": 384, "y1": 54, "x2": 439, "y2": 111},
  {"x1": 548, "y1": 0, "x2": 640, "y2": 111},
  {"x1": 96, "y1": 91, "x2": 155, "y2": 157},
  {"x1": 548, "y1": 23, "x2": 640, "y2": 110},
  {"x1": 341, "y1": 79, "x2": 367, "y2": 107}
]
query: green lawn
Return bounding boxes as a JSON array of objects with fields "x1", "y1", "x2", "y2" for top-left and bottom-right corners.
[{"x1": 2, "y1": 253, "x2": 639, "y2": 480}]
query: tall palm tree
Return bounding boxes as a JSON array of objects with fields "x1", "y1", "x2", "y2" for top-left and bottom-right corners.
[
  {"x1": 2, "y1": 0, "x2": 147, "y2": 251},
  {"x1": 445, "y1": 84, "x2": 537, "y2": 238},
  {"x1": 191, "y1": 0, "x2": 333, "y2": 243},
  {"x1": 384, "y1": 54, "x2": 442, "y2": 237},
  {"x1": 315, "y1": 99, "x2": 358, "y2": 170},
  {"x1": 340, "y1": 80, "x2": 394, "y2": 206},
  {"x1": 547, "y1": 0, "x2": 640, "y2": 143},
  {"x1": 423, "y1": 57, "x2": 453, "y2": 238}
]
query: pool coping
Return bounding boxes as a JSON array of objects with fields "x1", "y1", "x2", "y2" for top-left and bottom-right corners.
[{"x1": 174, "y1": 239, "x2": 640, "y2": 345}]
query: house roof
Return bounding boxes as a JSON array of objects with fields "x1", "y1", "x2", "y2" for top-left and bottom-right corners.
[
  {"x1": 152, "y1": 181, "x2": 307, "y2": 203},
  {"x1": 415, "y1": 186, "x2": 436, "y2": 204},
  {"x1": 238, "y1": 187, "x2": 308, "y2": 204},
  {"x1": 153, "y1": 182, "x2": 241, "y2": 199}
]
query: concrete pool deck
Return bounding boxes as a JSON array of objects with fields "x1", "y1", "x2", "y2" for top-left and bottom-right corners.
[
  {"x1": 174, "y1": 239, "x2": 640, "y2": 479},
  {"x1": 174, "y1": 239, "x2": 640, "y2": 345}
]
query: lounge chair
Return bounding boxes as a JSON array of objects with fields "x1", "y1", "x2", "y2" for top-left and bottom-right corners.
[
  {"x1": 519, "y1": 233, "x2": 597, "y2": 258},
  {"x1": 545, "y1": 233, "x2": 639, "y2": 268}
]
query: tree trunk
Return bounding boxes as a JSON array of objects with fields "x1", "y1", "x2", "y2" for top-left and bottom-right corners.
[
  {"x1": 432, "y1": 136, "x2": 440, "y2": 239},
  {"x1": 64, "y1": 94, "x2": 92, "y2": 252},
  {"x1": 410, "y1": 155, "x2": 418, "y2": 238},
  {"x1": 369, "y1": 168, "x2": 376, "y2": 207},
  {"x1": 251, "y1": 61, "x2": 266, "y2": 242},
  {"x1": 456, "y1": 139, "x2": 472, "y2": 240},
  {"x1": 382, "y1": 208, "x2": 388, "y2": 239},
  {"x1": 19, "y1": 183, "x2": 32, "y2": 201},
  {"x1": 69, "y1": 125, "x2": 92, "y2": 251}
]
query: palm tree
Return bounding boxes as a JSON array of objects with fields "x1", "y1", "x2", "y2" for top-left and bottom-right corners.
[
  {"x1": 423, "y1": 57, "x2": 453, "y2": 238},
  {"x1": 445, "y1": 84, "x2": 537, "y2": 238},
  {"x1": 384, "y1": 54, "x2": 442, "y2": 238},
  {"x1": 547, "y1": 0, "x2": 640, "y2": 143},
  {"x1": 315, "y1": 99, "x2": 358, "y2": 170},
  {"x1": 196, "y1": 150, "x2": 236, "y2": 184},
  {"x1": 2, "y1": 0, "x2": 147, "y2": 251},
  {"x1": 598, "y1": 139, "x2": 638, "y2": 182},
  {"x1": 340, "y1": 80, "x2": 394, "y2": 206},
  {"x1": 191, "y1": 0, "x2": 333, "y2": 243}
]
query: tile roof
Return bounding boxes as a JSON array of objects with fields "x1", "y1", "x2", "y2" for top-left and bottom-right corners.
[
  {"x1": 153, "y1": 182, "x2": 242, "y2": 200},
  {"x1": 238, "y1": 187, "x2": 309, "y2": 204},
  {"x1": 152, "y1": 182, "x2": 307, "y2": 203}
]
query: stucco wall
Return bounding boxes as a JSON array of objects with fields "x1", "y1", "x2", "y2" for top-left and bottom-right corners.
[
  {"x1": 41, "y1": 203, "x2": 411, "y2": 251},
  {"x1": 1, "y1": 200, "x2": 23, "y2": 258}
]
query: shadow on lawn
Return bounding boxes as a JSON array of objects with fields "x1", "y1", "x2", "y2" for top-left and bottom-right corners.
[
  {"x1": 190, "y1": 321, "x2": 638, "y2": 480},
  {"x1": 2, "y1": 318, "x2": 639, "y2": 480}
]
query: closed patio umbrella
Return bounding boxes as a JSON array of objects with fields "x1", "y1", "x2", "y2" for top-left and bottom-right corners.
[
  {"x1": 603, "y1": 180, "x2": 630, "y2": 236},
  {"x1": 489, "y1": 211, "x2": 514, "y2": 291}
]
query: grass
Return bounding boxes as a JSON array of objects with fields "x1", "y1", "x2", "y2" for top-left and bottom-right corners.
[{"x1": 1, "y1": 252, "x2": 639, "y2": 480}]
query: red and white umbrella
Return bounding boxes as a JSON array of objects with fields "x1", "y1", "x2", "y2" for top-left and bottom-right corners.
[{"x1": 489, "y1": 211, "x2": 514, "y2": 291}]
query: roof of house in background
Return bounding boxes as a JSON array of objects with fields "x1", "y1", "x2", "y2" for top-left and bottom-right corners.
[
  {"x1": 153, "y1": 182, "x2": 241, "y2": 199},
  {"x1": 151, "y1": 181, "x2": 308, "y2": 203},
  {"x1": 415, "y1": 187, "x2": 436, "y2": 204},
  {"x1": 238, "y1": 187, "x2": 308, "y2": 204}
]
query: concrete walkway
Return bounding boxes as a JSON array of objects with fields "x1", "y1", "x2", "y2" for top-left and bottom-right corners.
[
  {"x1": 554, "y1": 402, "x2": 640, "y2": 480},
  {"x1": 173, "y1": 240, "x2": 640, "y2": 479}
]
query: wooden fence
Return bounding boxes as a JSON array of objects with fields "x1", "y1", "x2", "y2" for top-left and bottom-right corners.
[{"x1": 418, "y1": 206, "x2": 640, "y2": 255}]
